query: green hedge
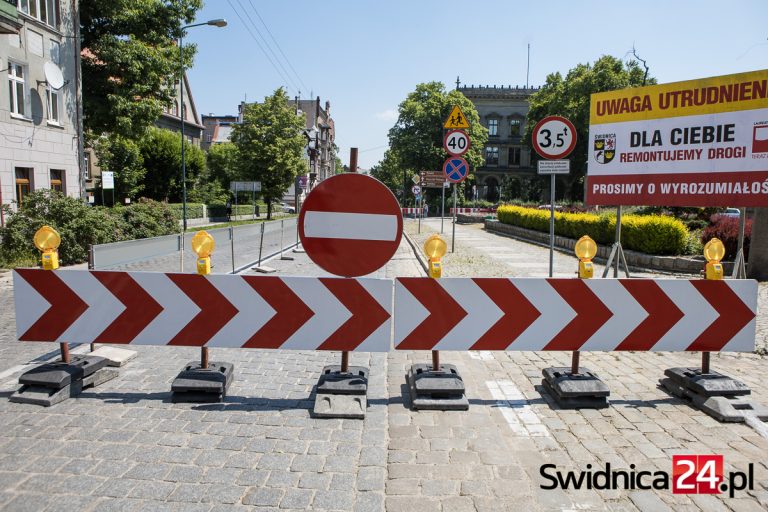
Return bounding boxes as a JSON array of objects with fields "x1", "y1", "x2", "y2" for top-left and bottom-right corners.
[
  {"x1": 167, "y1": 203, "x2": 205, "y2": 220},
  {"x1": 208, "y1": 203, "x2": 262, "y2": 218},
  {"x1": 496, "y1": 205, "x2": 688, "y2": 255}
]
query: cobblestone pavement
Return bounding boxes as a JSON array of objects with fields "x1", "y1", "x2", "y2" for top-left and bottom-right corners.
[{"x1": 0, "y1": 218, "x2": 765, "y2": 511}]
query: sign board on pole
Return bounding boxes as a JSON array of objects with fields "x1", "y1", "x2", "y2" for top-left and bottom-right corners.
[
  {"x1": 412, "y1": 185, "x2": 421, "y2": 195},
  {"x1": 443, "y1": 130, "x2": 470, "y2": 156},
  {"x1": 586, "y1": 69, "x2": 768, "y2": 207},
  {"x1": 299, "y1": 173, "x2": 403, "y2": 277},
  {"x1": 443, "y1": 105, "x2": 470, "y2": 129},
  {"x1": 443, "y1": 157, "x2": 470, "y2": 183},
  {"x1": 420, "y1": 171, "x2": 448, "y2": 188},
  {"x1": 101, "y1": 171, "x2": 114, "y2": 190},
  {"x1": 298, "y1": 176, "x2": 308, "y2": 190},
  {"x1": 411, "y1": 174, "x2": 420, "y2": 185},
  {"x1": 537, "y1": 160, "x2": 571, "y2": 175},
  {"x1": 533, "y1": 116, "x2": 578, "y2": 160},
  {"x1": 230, "y1": 181, "x2": 262, "y2": 193}
]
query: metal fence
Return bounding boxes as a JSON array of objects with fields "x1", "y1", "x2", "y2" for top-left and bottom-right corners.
[{"x1": 89, "y1": 218, "x2": 299, "y2": 274}]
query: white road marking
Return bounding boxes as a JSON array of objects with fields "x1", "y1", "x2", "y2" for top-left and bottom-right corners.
[{"x1": 486, "y1": 379, "x2": 551, "y2": 437}]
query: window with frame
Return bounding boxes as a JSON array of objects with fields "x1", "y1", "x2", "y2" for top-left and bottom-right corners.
[
  {"x1": 509, "y1": 147, "x2": 521, "y2": 166},
  {"x1": 19, "y1": 0, "x2": 58, "y2": 28},
  {"x1": 15, "y1": 168, "x2": 33, "y2": 206},
  {"x1": 50, "y1": 169, "x2": 64, "y2": 192},
  {"x1": 510, "y1": 118, "x2": 522, "y2": 136},
  {"x1": 8, "y1": 63, "x2": 26, "y2": 117},
  {"x1": 488, "y1": 118, "x2": 498, "y2": 136},
  {"x1": 84, "y1": 152, "x2": 91, "y2": 180},
  {"x1": 485, "y1": 146, "x2": 499, "y2": 166},
  {"x1": 46, "y1": 85, "x2": 60, "y2": 124}
]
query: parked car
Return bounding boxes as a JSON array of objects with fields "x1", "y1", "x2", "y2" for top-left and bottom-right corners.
[
  {"x1": 281, "y1": 203, "x2": 296, "y2": 214},
  {"x1": 723, "y1": 207, "x2": 741, "y2": 217}
]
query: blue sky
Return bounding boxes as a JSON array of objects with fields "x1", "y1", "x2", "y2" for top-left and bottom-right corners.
[{"x1": 186, "y1": 1, "x2": 768, "y2": 169}]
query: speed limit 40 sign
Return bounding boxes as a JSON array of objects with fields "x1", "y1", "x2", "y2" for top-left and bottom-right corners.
[
  {"x1": 443, "y1": 129, "x2": 470, "y2": 156},
  {"x1": 532, "y1": 116, "x2": 577, "y2": 160}
]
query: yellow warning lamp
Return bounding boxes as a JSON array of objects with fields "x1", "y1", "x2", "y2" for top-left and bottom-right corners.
[
  {"x1": 703, "y1": 238, "x2": 725, "y2": 280},
  {"x1": 423, "y1": 234, "x2": 447, "y2": 279},
  {"x1": 191, "y1": 230, "x2": 215, "y2": 275},
  {"x1": 33, "y1": 226, "x2": 61, "y2": 270},
  {"x1": 574, "y1": 235, "x2": 597, "y2": 279}
]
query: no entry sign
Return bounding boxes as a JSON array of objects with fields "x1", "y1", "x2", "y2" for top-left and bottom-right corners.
[{"x1": 299, "y1": 173, "x2": 403, "y2": 277}]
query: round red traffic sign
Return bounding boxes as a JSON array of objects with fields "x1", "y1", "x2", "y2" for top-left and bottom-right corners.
[
  {"x1": 299, "y1": 173, "x2": 403, "y2": 277},
  {"x1": 443, "y1": 129, "x2": 470, "y2": 156},
  {"x1": 532, "y1": 115, "x2": 577, "y2": 160}
]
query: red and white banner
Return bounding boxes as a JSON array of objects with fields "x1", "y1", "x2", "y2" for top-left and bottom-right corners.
[
  {"x1": 13, "y1": 269, "x2": 392, "y2": 351},
  {"x1": 450, "y1": 208, "x2": 496, "y2": 214},
  {"x1": 394, "y1": 278, "x2": 757, "y2": 352}
]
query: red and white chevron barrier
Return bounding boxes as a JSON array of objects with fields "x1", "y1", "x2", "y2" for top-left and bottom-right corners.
[
  {"x1": 394, "y1": 278, "x2": 757, "y2": 352},
  {"x1": 13, "y1": 269, "x2": 392, "y2": 351}
]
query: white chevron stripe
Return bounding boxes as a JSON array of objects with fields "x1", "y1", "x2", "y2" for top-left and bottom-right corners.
[
  {"x1": 721, "y1": 280, "x2": 758, "y2": 352},
  {"x1": 55, "y1": 270, "x2": 125, "y2": 343},
  {"x1": 393, "y1": 281, "x2": 430, "y2": 347},
  {"x1": 279, "y1": 277, "x2": 350, "y2": 350},
  {"x1": 580, "y1": 280, "x2": 648, "y2": 351},
  {"x1": 508, "y1": 279, "x2": 575, "y2": 351},
  {"x1": 204, "y1": 275, "x2": 274, "y2": 348},
  {"x1": 434, "y1": 279, "x2": 503, "y2": 350},
  {"x1": 652, "y1": 280, "x2": 716, "y2": 351},
  {"x1": 354, "y1": 279, "x2": 393, "y2": 352},
  {"x1": 128, "y1": 272, "x2": 200, "y2": 345},
  {"x1": 13, "y1": 271, "x2": 51, "y2": 338}
]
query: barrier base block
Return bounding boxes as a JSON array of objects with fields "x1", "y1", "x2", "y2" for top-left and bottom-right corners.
[
  {"x1": 660, "y1": 376, "x2": 766, "y2": 423},
  {"x1": 171, "y1": 361, "x2": 233, "y2": 403},
  {"x1": 407, "y1": 364, "x2": 469, "y2": 411},
  {"x1": 316, "y1": 366, "x2": 368, "y2": 395},
  {"x1": 251, "y1": 265, "x2": 277, "y2": 274},
  {"x1": 18, "y1": 355, "x2": 109, "y2": 390},
  {"x1": 664, "y1": 367, "x2": 750, "y2": 397},
  {"x1": 542, "y1": 367, "x2": 609, "y2": 409},
  {"x1": 312, "y1": 394, "x2": 366, "y2": 419},
  {"x1": 90, "y1": 346, "x2": 138, "y2": 367},
  {"x1": 10, "y1": 380, "x2": 83, "y2": 407}
]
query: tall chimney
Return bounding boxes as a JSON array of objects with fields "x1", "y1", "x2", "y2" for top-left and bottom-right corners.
[{"x1": 349, "y1": 148, "x2": 358, "y2": 173}]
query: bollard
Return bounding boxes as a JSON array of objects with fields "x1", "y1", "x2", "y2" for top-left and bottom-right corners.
[
  {"x1": 660, "y1": 238, "x2": 764, "y2": 422},
  {"x1": 171, "y1": 230, "x2": 234, "y2": 403},
  {"x1": 541, "y1": 235, "x2": 609, "y2": 409},
  {"x1": 406, "y1": 234, "x2": 468, "y2": 411},
  {"x1": 10, "y1": 226, "x2": 114, "y2": 406}
]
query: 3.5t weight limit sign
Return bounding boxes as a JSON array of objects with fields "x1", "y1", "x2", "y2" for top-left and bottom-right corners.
[
  {"x1": 533, "y1": 116, "x2": 577, "y2": 160},
  {"x1": 443, "y1": 130, "x2": 470, "y2": 156}
]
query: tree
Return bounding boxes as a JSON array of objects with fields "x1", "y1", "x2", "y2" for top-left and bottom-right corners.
[
  {"x1": 80, "y1": 0, "x2": 203, "y2": 139},
  {"x1": 230, "y1": 88, "x2": 306, "y2": 219},
  {"x1": 92, "y1": 134, "x2": 146, "y2": 201},
  {"x1": 138, "y1": 127, "x2": 205, "y2": 202},
  {"x1": 370, "y1": 150, "x2": 406, "y2": 202},
  {"x1": 388, "y1": 82, "x2": 488, "y2": 200},
  {"x1": 207, "y1": 142, "x2": 240, "y2": 188},
  {"x1": 525, "y1": 55, "x2": 654, "y2": 201}
]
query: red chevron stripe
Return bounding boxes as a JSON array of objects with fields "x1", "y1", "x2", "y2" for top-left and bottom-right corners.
[
  {"x1": 92, "y1": 272, "x2": 163, "y2": 343},
  {"x1": 470, "y1": 279, "x2": 541, "y2": 350},
  {"x1": 167, "y1": 274, "x2": 238, "y2": 346},
  {"x1": 17, "y1": 269, "x2": 88, "y2": 341},
  {"x1": 544, "y1": 279, "x2": 613, "y2": 351},
  {"x1": 317, "y1": 279, "x2": 390, "y2": 351},
  {"x1": 687, "y1": 281, "x2": 755, "y2": 352},
  {"x1": 242, "y1": 276, "x2": 314, "y2": 349},
  {"x1": 396, "y1": 278, "x2": 467, "y2": 350},
  {"x1": 615, "y1": 280, "x2": 684, "y2": 351}
]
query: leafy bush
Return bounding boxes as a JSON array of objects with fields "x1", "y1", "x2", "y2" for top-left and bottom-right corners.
[
  {"x1": 113, "y1": 198, "x2": 179, "y2": 240},
  {"x1": 496, "y1": 205, "x2": 689, "y2": 255},
  {"x1": 167, "y1": 203, "x2": 205, "y2": 220},
  {"x1": 701, "y1": 216, "x2": 751, "y2": 260},
  {"x1": 0, "y1": 190, "x2": 122, "y2": 265}
]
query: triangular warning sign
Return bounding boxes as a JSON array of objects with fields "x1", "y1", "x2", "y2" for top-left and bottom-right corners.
[{"x1": 443, "y1": 105, "x2": 470, "y2": 129}]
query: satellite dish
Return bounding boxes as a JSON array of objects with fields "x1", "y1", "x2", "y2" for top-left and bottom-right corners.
[{"x1": 43, "y1": 62, "x2": 65, "y2": 90}]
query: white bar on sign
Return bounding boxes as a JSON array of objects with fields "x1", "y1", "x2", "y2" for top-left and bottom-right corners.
[
  {"x1": 304, "y1": 211, "x2": 398, "y2": 241},
  {"x1": 537, "y1": 160, "x2": 570, "y2": 175}
]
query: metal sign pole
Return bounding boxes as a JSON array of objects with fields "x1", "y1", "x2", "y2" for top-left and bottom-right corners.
[
  {"x1": 451, "y1": 184, "x2": 457, "y2": 253},
  {"x1": 614, "y1": 206, "x2": 621, "y2": 278},
  {"x1": 441, "y1": 182, "x2": 446, "y2": 234},
  {"x1": 418, "y1": 193, "x2": 422, "y2": 234},
  {"x1": 549, "y1": 174, "x2": 555, "y2": 278}
]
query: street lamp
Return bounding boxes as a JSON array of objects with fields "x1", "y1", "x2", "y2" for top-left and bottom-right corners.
[
  {"x1": 306, "y1": 125, "x2": 319, "y2": 187},
  {"x1": 179, "y1": 18, "x2": 227, "y2": 231}
]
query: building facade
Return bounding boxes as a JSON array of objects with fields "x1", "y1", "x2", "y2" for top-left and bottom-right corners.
[
  {"x1": 458, "y1": 82, "x2": 539, "y2": 202},
  {"x1": 201, "y1": 113, "x2": 238, "y2": 151},
  {"x1": 1, "y1": 0, "x2": 82, "y2": 216},
  {"x1": 293, "y1": 97, "x2": 335, "y2": 188}
]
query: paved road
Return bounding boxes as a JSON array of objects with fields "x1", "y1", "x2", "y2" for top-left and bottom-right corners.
[{"x1": 0, "y1": 218, "x2": 765, "y2": 511}]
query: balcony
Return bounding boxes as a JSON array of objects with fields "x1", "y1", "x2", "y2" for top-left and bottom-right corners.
[{"x1": 0, "y1": 0, "x2": 21, "y2": 34}]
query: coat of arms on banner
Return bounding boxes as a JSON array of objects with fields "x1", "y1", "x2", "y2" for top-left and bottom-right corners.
[{"x1": 594, "y1": 134, "x2": 616, "y2": 164}]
